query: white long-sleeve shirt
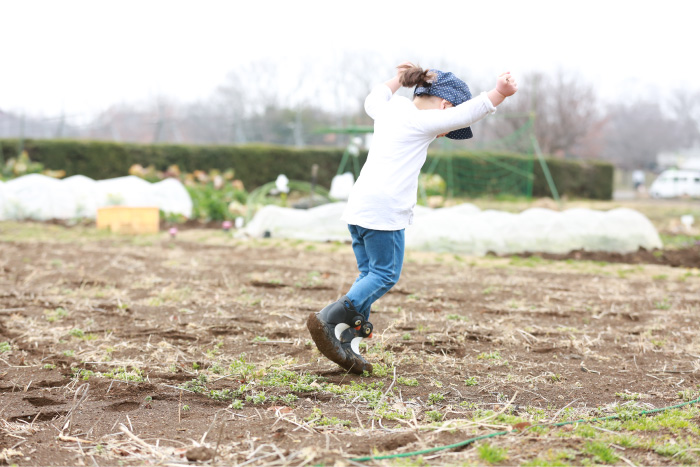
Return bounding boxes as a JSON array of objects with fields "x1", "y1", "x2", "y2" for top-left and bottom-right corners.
[{"x1": 341, "y1": 84, "x2": 497, "y2": 230}]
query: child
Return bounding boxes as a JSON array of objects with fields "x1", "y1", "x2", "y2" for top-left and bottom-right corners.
[{"x1": 307, "y1": 62, "x2": 518, "y2": 374}]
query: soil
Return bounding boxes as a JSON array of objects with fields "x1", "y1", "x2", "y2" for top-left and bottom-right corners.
[
  {"x1": 1, "y1": 227, "x2": 699, "y2": 465},
  {"x1": 516, "y1": 244, "x2": 700, "y2": 269}
]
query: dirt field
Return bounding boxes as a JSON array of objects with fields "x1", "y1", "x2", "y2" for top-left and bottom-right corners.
[{"x1": 1, "y1": 222, "x2": 700, "y2": 466}]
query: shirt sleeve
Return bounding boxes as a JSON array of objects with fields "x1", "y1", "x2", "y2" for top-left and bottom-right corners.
[
  {"x1": 411, "y1": 92, "x2": 497, "y2": 136},
  {"x1": 364, "y1": 84, "x2": 394, "y2": 120}
]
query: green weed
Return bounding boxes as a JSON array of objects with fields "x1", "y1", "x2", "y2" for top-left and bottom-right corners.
[
  {"x1": 523, "y1": 449, "x2": 576, "y2": 466},
  {"x1": 615, "y1": 391, "x2": 643, "y2": 401},
  {"x1": 447, "y1": 314, "x2": 469, "y2": 322},
  {"x1": 428, "y1": 393, "x2": 445, "y2": 405},
  {"x1": 104, "y1": 367, "x2": 145, "y2": 383},
  {"x1": 477, "y1": 442, "x2": 508, "y2": 464},
  {"x1": 425, "y1": 410, "x2": 443, "y2": 422},
  {"x1": 209, "y1": 389, "x2": 235, "y2": 401},
  {"x1": 180, "y1": 374, "x2": 209, "y2": 394},
  {"x1": 678, "y1": 390, "x2": 700, "y2": 402},
  {"x1": 68, "y1": 328, "x2": 97, "y2": 341},
  {"x1": 245, "y1": 391, "x2": 267, "y2": 405},
  {"x1": 509, "y1": 255, "x2": 545, "y2": 268},
  {"x1": 583, "y1": 441, "x2": 618, "y2": 464},
  {"x1": 71, "y1": 368, "x2": 96, "y2": 380},
  {"x1": 573, "y1": 424, "x2": 596, "y2": 438},
  {"x1": 45, "y1": 307, "x2": 69, "y2": 322},
  {"x1": 372, "y1": 363, "x2": 390, "y2": 377},
  {"x1": 398, "y1": 376, "x2": 419, "y2": 386},
  {"x1": 305, "y1": 408, "x2": 351, "y2": 427}
]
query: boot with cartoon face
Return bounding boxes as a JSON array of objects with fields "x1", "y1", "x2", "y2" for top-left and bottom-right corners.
[{"x1": 306, "y1": 296, "x2": 373, "y2": 374}]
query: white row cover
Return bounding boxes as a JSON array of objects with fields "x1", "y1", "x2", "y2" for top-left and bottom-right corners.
[
  {"x1": 0, "y1": 174, "x2": 192, "y2": 221},
  {"x1": 242, "y1": 202, "x2": 662, "y2": 255}
]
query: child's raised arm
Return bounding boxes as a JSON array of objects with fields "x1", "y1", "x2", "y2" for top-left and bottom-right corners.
[
  {"x1": 412, "y1": 72, "x2": 519, "y2": 137},
  {"x1": 365, "y1": 61, "x2": 419, "y2": 119}
]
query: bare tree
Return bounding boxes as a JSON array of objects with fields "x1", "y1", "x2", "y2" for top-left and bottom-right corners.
[
  {"x1": 667, "y1": 88, "x2": 700, "y2": 148},
  {"x1": 483, "y1": 70, "x2": 603, "y2": 157},
  {"x1": 602, "y1": 100, "x2": 679, "y2": 170}
]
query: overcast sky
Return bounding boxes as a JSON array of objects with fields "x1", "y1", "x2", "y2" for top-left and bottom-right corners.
[{"x1": 1, "y1": 0, "x2": 698, "y2": 120}]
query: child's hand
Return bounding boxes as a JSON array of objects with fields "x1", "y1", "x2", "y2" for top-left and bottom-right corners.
[{"x1": 496, "y1": 72, "x2": 518, "y2": 97}]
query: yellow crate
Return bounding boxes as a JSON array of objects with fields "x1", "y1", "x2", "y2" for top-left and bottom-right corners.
[{"x1": 96, "y1": 206, "x2": 160, "y2": 234}]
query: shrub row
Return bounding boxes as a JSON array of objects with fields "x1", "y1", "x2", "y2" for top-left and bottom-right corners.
[
  {"x1": 0, "y1": 139, "x2": 613, "y2": 199},
  {"x1": 0, "y1": 139, "x2": 349, "y2": 189},
  {"x1": 427, "y1": 150, "x2": 613, "y2": 200}
]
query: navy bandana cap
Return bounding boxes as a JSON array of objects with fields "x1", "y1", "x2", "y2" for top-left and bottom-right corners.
[{"x1": 414, "y1": 69, "x2": 474, "y2": 140}]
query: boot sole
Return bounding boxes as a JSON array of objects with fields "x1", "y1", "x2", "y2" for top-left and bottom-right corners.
[{"x1": 306, "y1": 313, "x2": 370, "y2": 375}]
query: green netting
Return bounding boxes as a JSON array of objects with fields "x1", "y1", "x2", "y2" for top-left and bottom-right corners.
[
  {"x1": 422, "y1": 151, "x2": 535, "y2": 199},
  {"x1": 421, "y1": 118, "x2": 550, "y2": 200}
]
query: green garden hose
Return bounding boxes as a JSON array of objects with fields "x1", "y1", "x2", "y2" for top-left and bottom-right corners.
[{"x1": 350, "y1": 396, "x2": 700, "y2": 462}]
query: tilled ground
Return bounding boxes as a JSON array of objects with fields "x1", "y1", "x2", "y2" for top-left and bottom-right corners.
[{"x1": 1, "y1": 223, "x2": 699, "y2": 466}]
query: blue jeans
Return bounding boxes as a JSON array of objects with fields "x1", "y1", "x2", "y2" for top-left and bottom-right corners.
[{"x1": 346, "y1": 225, "x2": 405, "y2": 321}]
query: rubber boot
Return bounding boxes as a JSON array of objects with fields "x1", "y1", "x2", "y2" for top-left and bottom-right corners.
[{"x1": 307, "y1": 296, "x2": 373, "y2": 375}]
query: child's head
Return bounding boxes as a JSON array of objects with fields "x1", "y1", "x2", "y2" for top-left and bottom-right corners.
[{"x1": 399, "y1": 64, "x2": 473, "y2": 139}]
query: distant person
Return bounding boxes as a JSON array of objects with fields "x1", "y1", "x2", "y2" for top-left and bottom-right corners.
[
  {"x1": 633, "y1": 170, "x2": 645, "y2": 191},
  {"x1": 307, "y1": 62, "x2": 518, "y2": 374}
]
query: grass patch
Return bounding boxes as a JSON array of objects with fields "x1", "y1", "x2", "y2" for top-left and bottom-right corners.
[
  {"x1": 428, "y1": 393, "x2": 445, "y2": 405},
  {"x1": 446, "y1": 314, "x2": 469, "y2": 322},
  {"x1": 398, "y1": 376, "x2": 419, "y2": 386},
  {"x1": 305, "y1": 408, "x2": 351, "y2": 427},
  {"x1": 523, "y1": 449, "x2": 576, "y2": 466},
  {"x1": 425, "y1": 410, "x2": 443, "y2": 422},
  {"x1": 477, "y1": 442, "x2": 508, "y2": 464},
  {"x1": 583, "y1": 441, "x2": 618, "y2": 464},
  {"x1": 509, "y1": 255, "x2": 547, "y2": 268},
  {"x1": 45, "y1": 307, "x2": 69, "y2": 322},
  {"x1": 465, "y1": 376, "x2": 479, "y2": 386}
]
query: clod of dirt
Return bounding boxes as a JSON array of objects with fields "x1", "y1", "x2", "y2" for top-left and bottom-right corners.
[
  {"x1": 24, "y1": 396, "x2": 62, "y2": 407},
  {"x1": 373, "y1": 432, "x2": 418, "y2": 451},
  {"x1": 514, "y1": 421, "x2": 532, "y2": 431},
  {"x1": 185, "y1": 446, "x2": 216, "y2": 462},
  {"x1": 10, "y1": 410, "x2": 67, "y2": 422},
  {"x1": 104, "y1": 401, "x2": 140, "y2": 412}
]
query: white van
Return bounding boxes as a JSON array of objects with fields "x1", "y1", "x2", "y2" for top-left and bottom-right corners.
[{"x1": 649, "y1": 169, "x2": 700, "y2": 198}]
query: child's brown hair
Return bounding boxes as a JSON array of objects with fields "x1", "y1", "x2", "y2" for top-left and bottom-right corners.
[{"x1": 398, "y1": 64, "x2": 436, "y2": 88}]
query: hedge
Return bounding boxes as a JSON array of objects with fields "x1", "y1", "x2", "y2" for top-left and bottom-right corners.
[
  {"x1": 0, "y1": 139, "x2": 613, "y2": 199},
  {"x1": 427, "y1": 150, "x2": 613, "y2": 200},
  {"x1": 0, "y1": 139, "x2": 351, "y2": 190}
]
